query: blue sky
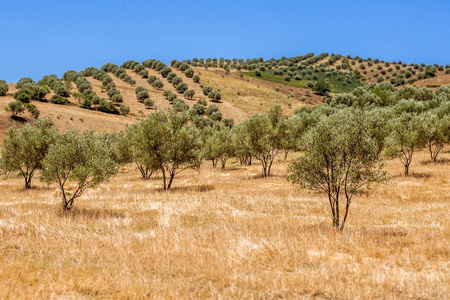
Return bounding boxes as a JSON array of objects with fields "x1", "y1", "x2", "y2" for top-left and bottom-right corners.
[{"x1": 1, "y1": 0, "x2": 449, "y2": 82}]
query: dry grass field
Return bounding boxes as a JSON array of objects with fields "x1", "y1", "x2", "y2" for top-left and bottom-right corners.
[{"x1": 0, "y1": 149, "x2": 448, "y2": 299}]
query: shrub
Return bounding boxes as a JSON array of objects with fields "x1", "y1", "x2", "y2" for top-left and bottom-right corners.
[
  {"x1": 16, "y1": 77, "x2": 35, "y2": 89},
  {"x1": 119, "y1": 105, "x2": 130, "y2": 116},
  {"x1": 312, "y1": 82, "x2": 331, "y2": 95},
  {"x1": 185, "y1": 68, "x2": 194, "y2": 78},
  {"x1": 183, "y1": 89, "x2": 195, "y2": 99},
  {"x1": 111, "y1": 94, "x2": 123, "y2": 103},
  {"x1": 152, "y1": 79, "x2": 164, "y2": 90},
  {"x1": 137, "y1": 90, "x2": 149, "y2": 102},
  {"x1": 208, "y1": 91, "x2": 222, "y2": 102},
  {"x1": 0, "y1": 79, "x2": 8, "y2": 96},
  {"x1": 192, "y1": 74, "x2": 200, "y2": 83},
  {"x1": 147, "y1": 75, "x2": 157, "y2": 84},
  {"x1": 176, "y1": 82, "x2": 188, "y2": 93},
  {"x1": 144, "y1": 98, "x2": 154, "y2": 108},
  {"x1": 6, "y1": 101, "x2": 25, "y2": 117},
  {"x1": 203, "y1": 85, "x2": 213, "y2": 96},
  {"x1": 139, "y1": 69, "x2": 149, "y2": 78},
  {"x1": 50, "y1": 95, "x2": 71, "y2": 105}
]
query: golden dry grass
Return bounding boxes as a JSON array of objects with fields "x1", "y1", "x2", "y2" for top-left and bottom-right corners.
[{"x1": 0, "y1": 150, "x2": 448, "y2": 299}]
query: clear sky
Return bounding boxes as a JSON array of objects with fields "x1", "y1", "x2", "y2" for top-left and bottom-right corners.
[{"x1": 1, "y1": 0, "x2": 449, "y2": 82}]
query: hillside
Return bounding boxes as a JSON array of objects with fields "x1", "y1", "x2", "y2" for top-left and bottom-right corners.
[
  {"x1": 1, "y1": 52, "x2": 449, "y2": 141},
  {"x1": 0, "y1": 62, "x2": 322, "y2": 142}
]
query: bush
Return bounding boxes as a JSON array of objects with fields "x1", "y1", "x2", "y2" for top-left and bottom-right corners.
[
  {"x1": 152, "y1": 79, "x2": 164, "y2": 90},
  {"x1": 185, "y1": 68, "x2": 194, "y2": 78},
  {"x1": 183, "y1": 89, "x2": 195, "y2": 99},
  {"x1": 202, "y1": 85, "x2": 213, "y2": 96},
  {"x1": 208, "y1": 91, "x2": 222, "y2": 102},
  {"x1": 16, "y1": 77, "x2": 35, "y2": 89},
  {"x1": 50, "y1": 95, "x2": 71, "y2": 105},
  {"x1": 144, "y1": 98, "x2": 154, "y2": 108},
  {"x1": 168, "y1": 93, "x2": 177, "y2": 103},
  {"x1": 312, "y1": 81, "x2": 331, "y2": 95},
  {"x1": 137, "y1": 90, "x2": 149, "y2": 102},
  {"x1": 176, "y1": 82, "x2": 188, "y2": 93},
  {"x1": 192, "y1": 74, "x2": 200, "y2": 83},
  {"x1": 6, "y1": 101, "x2": 25, "y2": 117},
  {"x1": 139, "y1": 69, "x2": 149, "y2": 78},
  {"x1": 119, "y1": 105, "x2": 130, "y2": 116},
  {"x1": 307, "y1": 81, "x2": 314, "y2": 88},
  {"x1": 111, "y1": 94, "x2": 123, "y2": 103},
  {"x1": 255, "y1": 70, "x2": 261, "y2": 77},
  {"x1": 147, "y1": 75, "x2": 157, "y2": 84},
  {"x1": 0, "y1": 79, "x2": 9, "y2": 96},
  {"x1": 172, "y1": 77, "x2": 183, "y2": 87}
]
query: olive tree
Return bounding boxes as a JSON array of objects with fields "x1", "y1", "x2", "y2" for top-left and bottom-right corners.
[
  {"x1": 287, "y1": 109, "x2": 387, "y2": 231},
  {"x1": 41, "y1": 129, "x2": 119, "y2": 210},
  {"x1": 385, "y1": 113, "x2": 425, "y2": 175},
  {"x1": 246, "y1": 112, "x2": 282, "y2": 177},
  {"x1": 151, "y1": 79, "x2": 164, "y2": 90},
  {"x1": 183, "y1": 89, "x2": 195, "y2": 99},
  {"x1": 0, "y1": 79, "x2": 8, "y2": 96},
  {"x1": 131, "y1": 110, "x2": 202, "y2": 190},
  {"x1": 6, "y1": 101, "x2": 25, "y2": 117},
  {"x1": 419, "y1": 112, "x2": 449, "y2": 163},
  {"x1": 1, "y1": 118, "x2": 58, "y2": 189}
]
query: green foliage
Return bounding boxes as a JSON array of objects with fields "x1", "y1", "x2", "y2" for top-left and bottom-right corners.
[
  {"x1": 1, "y1": 118, "x2": 58, "y2": 189},
  {"x1": 176, "y1": 82, "x2": 189, "y2": 93},
  {"x1": 16, "y1": 77, "x2": 35, "y2": 89},
  {"x1": 119, "y1": 105, "x2": 130, "y2": 116},
  {"x1": 202, "y1": 85, "x2": 213, "y2": 96},
  {"x1": 151, "y1": 79, "x2": 164, "y2": 90},
  {"x1": 136, "y1": 90, "x2": 150, "y2": 103},
  {"x1": 42, "y1": 129, "x2": 119, "y2": 210},
  {"x1": 144, "y1": 98, "x2": 154, "y2": 108},
  {"x1": 287, "y1": 109, "x2": 387, "y2": 230},
  {"x1": 0, "y1": 79, "x2": 9, "y2": 96},
  {"x1": 245, "y1": 109, "x2": 283, "y2": 177},
  {"x1": 125, "y1": 110, "x2": 202, "y2": 189},
  {"x1": 183, "y1": 89, "x2": 195, "y2": 99},
  {"x1": 6, "y1": 101, "x2": 25, "y2": 117},
  {"x1": 207, "y1": 90, "x2": 221, "y2": 102},
  {"x1": 312, "y1": 81, "x2": 331, "y2": 95},
  {"x1": 193, "y1": 74, "x2": 200, "y2": 83},
  {"x1": 50, "y1": 95, "x2": 71, "y2": 105},
  {"x1": 185, "y1": 68, "x2": 194, "y2": 78},
  {"x1": 385, "y1": 113, "x2": 426, "y2": 175}
]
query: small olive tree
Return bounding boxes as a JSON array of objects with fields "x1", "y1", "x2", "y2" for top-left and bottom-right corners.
[
  {"x1": 1, "y1": 118, "x2": 58, "y2": 189},
  {"x1": 41, "y1": 129, "x2": 119, "y2": 210},
  {"x1": 385, "y1": 113, "x2": 425, "y2": 175},
  {"x1": 246, "y1": 112, "x2": 282, "y2": 177},
  {"x1": 287, "y1": 109, "x2": 387, "y2": 231}
]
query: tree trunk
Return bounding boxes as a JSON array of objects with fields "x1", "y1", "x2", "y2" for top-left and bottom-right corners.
[
  {"x1": 24, "y1": 176, "x2": 31, "y2": 189},
  {"x1": 161, "y1": 166, "x2": 167, "y2": 190}
]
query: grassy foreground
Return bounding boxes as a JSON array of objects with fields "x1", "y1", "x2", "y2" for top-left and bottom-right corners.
[{"x1": 0, "y1": 150, "x2": 448, "y2": 299}]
